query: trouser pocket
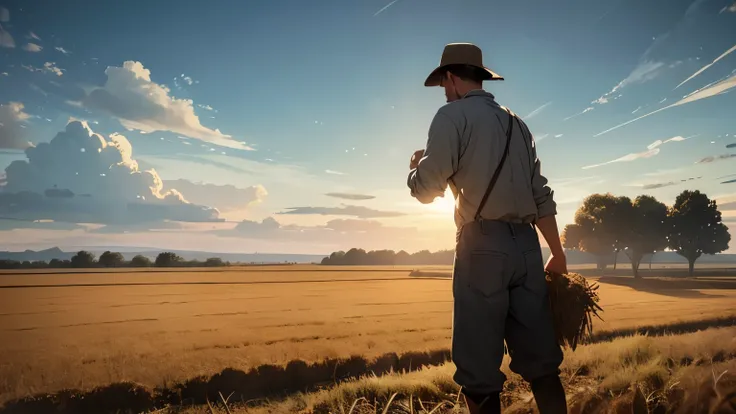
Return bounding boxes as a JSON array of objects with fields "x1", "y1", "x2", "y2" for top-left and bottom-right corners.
[{"x1": 466, "y1": 251, "x2": 508, "y2": 297}]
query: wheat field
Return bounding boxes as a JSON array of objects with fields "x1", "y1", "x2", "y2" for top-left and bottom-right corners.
[{"x1": 1, "y1": 265, "x2": 735, "y2": 412}]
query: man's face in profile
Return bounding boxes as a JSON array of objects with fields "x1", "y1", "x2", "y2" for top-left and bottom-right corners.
[{"x1": 440, "y1": 72, "x2": 461, "y2": 103}]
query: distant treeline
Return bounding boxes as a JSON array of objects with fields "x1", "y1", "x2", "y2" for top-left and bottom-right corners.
[
  {"x1": 320, "y1": 248, "x2": 455, "y2": 265},
  {"x1": 0, "y1": 250, "x2": 232, "y2": 269}
]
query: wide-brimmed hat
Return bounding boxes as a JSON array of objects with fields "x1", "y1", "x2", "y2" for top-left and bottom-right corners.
[{"x1": 424, "y1": 43, "x2": 504, "y2": 87}]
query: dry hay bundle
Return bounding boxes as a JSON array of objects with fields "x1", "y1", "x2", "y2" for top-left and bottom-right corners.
[{"x1": 546, "y1": 271, "x2": 603, "y2": 351}]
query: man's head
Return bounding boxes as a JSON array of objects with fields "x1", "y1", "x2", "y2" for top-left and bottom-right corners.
[
  {"x1": 440, "y1": 64, "x2": 488, "y2": 103},
  {"x1": 424, "y1": 43, "x2": 504, "y2": 101}
]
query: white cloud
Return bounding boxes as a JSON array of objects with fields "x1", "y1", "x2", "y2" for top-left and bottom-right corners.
[
  {"x1": 582, "y1": 135, "x2": 691, "y2": 169},
  {"x1": 83, "y1": 61, "x2": 251, "y2": 150},
  {"x1": 197, "y1": 104, "x2": 216, "y2": 112},
  {"x1": 719, "y1": 2, "x2": 736, "y2": 13},
  {"x1": 23, "y1": 62, "x2": 65, "y2": 76},
  {"x1": 554, "y1": 134, "x2": 564, "y2": 138},
  {"x1": 593, "y1": 60, "x2": 666, "y2": 105},
  {"x1": 374, "y1": 0, "x2": 400, "y2": 16},
  {"x1": 0, "y1": 23, "x2": 14, "y2": 48},
  {"x1": 675, "y1": 43, "x2": 736, "y2": 90},
  {"x1": 0, "y1": 121, "x2": 223, "y2": 228},
  {"x1": 524, "y1": 101, "x2": 553, "y2": 119},
  {"x1": 54, "y1": 46, "x2": 70, "y2": 55},
  {"x1": 28, "y1": 31, "x2": 41, "y2": 41},
  {"x1": 325, "y1": 169, "x2": 345, "y2": 175},
  {"x1": 22, "y1": 43, "x2": 42, "y2": 52},
  {"x1": 563, "y1": 107, "x2": 594, "y2": 121},
  {"x1": 0, "y1": 102, "x2": 32, "y2": 149},
  {"x1": 162, "y1": 179, "x2": 267, "y2": 212},
  {"x1": 594, "y1": 72, "x2": 736, "y2": 137}
]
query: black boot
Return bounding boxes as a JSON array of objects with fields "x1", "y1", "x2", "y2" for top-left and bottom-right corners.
[
  {"x1": 463, "y1": 391, "x2": 501, "y2": 414},
  {"x1": 530, "y1": 374, "x2": 567, "y2": 414}
]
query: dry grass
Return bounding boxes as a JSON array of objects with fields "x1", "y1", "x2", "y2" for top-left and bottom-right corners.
[{"x1": 1, "y1": 266, "x2": 736, "y2": 412}]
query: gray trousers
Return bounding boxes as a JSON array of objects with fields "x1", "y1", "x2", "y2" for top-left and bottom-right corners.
[{"x1": 451, "y1": 219, "x2": 563, "y2": 395}]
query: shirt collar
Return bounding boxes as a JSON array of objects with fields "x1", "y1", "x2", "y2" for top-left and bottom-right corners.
[{"x1": 463, "y1": 89, "x2": 495, "y2": 100}]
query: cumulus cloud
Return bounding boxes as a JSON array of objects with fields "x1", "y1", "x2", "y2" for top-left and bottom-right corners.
[
  {"x1": 83, "y1": 61, "x2": 251, "y2": 151},
  {"x1": 594, "y1": 71, "x2": 736, "y2": 137},
  {"x1": 0, "y1": 23, "x2": 14, "y2": 48},
  {"x1": 0, "y1": 102, "x2": 32, "y2": 149},
  {"x1": 162, "y1": 179, "x2": 267, "y2": 211},
  {"x1": 582, "y1": 135, "x2": 691, "y2": 169},
  {"x1": 0, "y1": 121, "x2": 223, "y2": 228},
  {"x1": 325, "y1": 192, "x2": 376, "y2": 200},
  {"x1": 278, "y1": 205, "x2": 406, "y2": 218},
  {"x1": 22, "y1": 43, "x2": 42, "y2": 52},
  {"x1": 675, "y1": 43, "x2": 736, "y2": 90},
  {"x1": 524, "y1": 101, "x2": 552, "y2": 119},
  {"x1": 218, "y1": 217, "x2": 421, "y2": 249}
]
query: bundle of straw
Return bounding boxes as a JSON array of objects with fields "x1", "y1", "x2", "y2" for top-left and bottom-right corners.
[{"x1": 545, "y1": 271, "x2": 604, "y2": 351}]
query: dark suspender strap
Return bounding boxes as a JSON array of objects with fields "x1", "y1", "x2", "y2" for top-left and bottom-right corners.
[{"x1": 474, "y1": 111, "x2": 515, "y2": 221}]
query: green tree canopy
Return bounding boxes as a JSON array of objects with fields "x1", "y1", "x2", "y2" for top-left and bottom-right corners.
[
  {"x1": 667, "y1": 190, "x2": 730, "y2": 276},
  {"x1": 130, "y1": 255, "x2": 152, "y2": 267},
  {"x1": 98, "y1": 251, "x2": 125, "y2": 267},
  {"x1": 155, "y1": 252, "x2": 184, "y2": 267},
  {"x1": 70, "y1": 250, "x2": 96, "y2": 268},
  {"x1": 624, "y1": 195, "x2": 669, "y2": 278}
]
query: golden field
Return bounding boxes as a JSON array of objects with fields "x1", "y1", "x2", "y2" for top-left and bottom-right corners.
[{"x1": 1, "y1": 265, "x2": 735, "y2": 413}]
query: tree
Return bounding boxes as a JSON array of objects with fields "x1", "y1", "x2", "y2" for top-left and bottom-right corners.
[
  {"x1": 98, "y1": 251, "x2": 125, "y2": 267},
  {"x1": 668, "y1": 190, "x2": 731, "y2": 276},
  {"x1": 563, "y1": 194, "x2": 626, "y2": 270},
  {"x1": 155, "y1": 252, "x2": 184, "y2": 267},
  {"x1": 204, "y1": 257, "x2": 224, "y2": 267},
  {"x1": 623, "y1": 195, "x2": 669, "y2": 278},
  {"x1": 130, "y1": 255, "x2": 152, "y2": 267},
  {"x1": 70, "y1": 250, "x2": 96, "y2": 268}
]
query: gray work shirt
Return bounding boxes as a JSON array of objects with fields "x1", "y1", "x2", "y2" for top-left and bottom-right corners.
[{"x1": 407, "y1": 90, "x2": 556, "y2": 229}]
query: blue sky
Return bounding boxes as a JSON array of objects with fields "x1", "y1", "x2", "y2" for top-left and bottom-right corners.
[{"x1": 1, "y1": 0, "x2": 736, "y2": 254}]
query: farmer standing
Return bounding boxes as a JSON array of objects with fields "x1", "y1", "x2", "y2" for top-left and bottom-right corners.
[{"x1": 407, "y1": 43, "x2": 568, "y2": 414}]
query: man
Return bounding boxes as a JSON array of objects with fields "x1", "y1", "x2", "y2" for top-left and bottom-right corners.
[{"x1": 407, "y1": 43, "x2": 568, "y2": 414}]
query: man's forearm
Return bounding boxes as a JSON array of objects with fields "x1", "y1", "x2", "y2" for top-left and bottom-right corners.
[{"x1": 536, "y1": 214, "x2": 564, "y2": 256}]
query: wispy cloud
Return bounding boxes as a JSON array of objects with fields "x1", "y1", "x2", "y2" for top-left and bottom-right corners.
[
  {"x1": 582, "y1": 135, "x2": 693, "y2": 169},
  {"x1": 630, "y1": 176, "x2": 702, "y2": 190},
  {"x1": 675, "y1": 43, "x2": 736, "y2": 90},
  {"x1": 27, "y1": 31, "x2": 41, "y2": 41},
  {"x1": 0, "y1": 23, "x2": 14, "y2": 48},
  {"x1": 592, "y1": 60, "x2": 666, "y2": 105},
  {"x1": 54, "y1": 46, "x2": 71, "y2": 55},
  {"x1": 325, "y1": 169, "x2": 345, "y2": 175},
  {"x1": 524, "y1": 101, "x2": 553, "y2": 119},
  {"x1": 325, "y1": 193, "x2": 376, "y2": 200},
  {"x1": 697, "y1": 154, "x2": 736, "y2": 164},
  {"x1": 563, "y1": 107, "x2": 594, "y2": 121},
  {"x1": 719, "y1": 1, "x2": 736, "y2": 13},
  {"x1": 23, "y1": 62, "x2": 65, "y2": 76},
  {"x1": 22, "y1": 43, "x2": 42, "y2": 52},
  {"x1": 594, "y1": 71, "x2": 736, "y2": 137},
  {"x1": 278, "y1": 205, "x2": 405, "y2": 218},
  {"x1": 374, "y1": 0, "x2": 400, "y2": 16}
]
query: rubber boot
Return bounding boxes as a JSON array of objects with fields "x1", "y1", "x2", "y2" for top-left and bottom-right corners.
[
  {"x1": 462, "y1": 392, "x2": 501, "y2": 414},
  {"x1": 530, "y1": 374, "x2": 568, "y2": 414}
]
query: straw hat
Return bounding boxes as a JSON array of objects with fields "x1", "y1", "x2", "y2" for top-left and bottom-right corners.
[{"x1": 424, "y1": 43, "x2": 504, "y2": 87}]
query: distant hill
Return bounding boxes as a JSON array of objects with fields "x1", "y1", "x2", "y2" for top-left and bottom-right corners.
[
  {"x1": 0, "y1": 247, "x2": 325, "y2": 264},
  {"x1": 2, "y1": 246, "x2": 736, "y2": 266}
]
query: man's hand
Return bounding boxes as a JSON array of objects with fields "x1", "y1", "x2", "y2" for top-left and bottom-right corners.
[
  {"x1": 545, "y1": 253, "x2": 568, "y2": 275},
  {"x1": 410, "y1": 149, "x2": 425, "y2": 170}
]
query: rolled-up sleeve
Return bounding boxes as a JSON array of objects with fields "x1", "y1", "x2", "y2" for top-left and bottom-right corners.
[
  {"x1": 407, "y1": 110, "x2": 459, "y2": 204},
  {"x1": 530, "y1": 139, "x2": 557, "y2": 218}
]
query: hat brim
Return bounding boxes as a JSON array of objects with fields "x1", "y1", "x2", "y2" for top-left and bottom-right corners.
[{"x1": 424, "y1": 65, "x2": 504, "y2": 87}]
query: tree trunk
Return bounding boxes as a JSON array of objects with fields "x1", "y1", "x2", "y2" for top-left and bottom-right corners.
[
  {"x1": 613, "y1": 249, "x2": 618, "y2": 270},
  {"x1": 688, "y1": 258, "x2": 695, "y2": 277}
]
